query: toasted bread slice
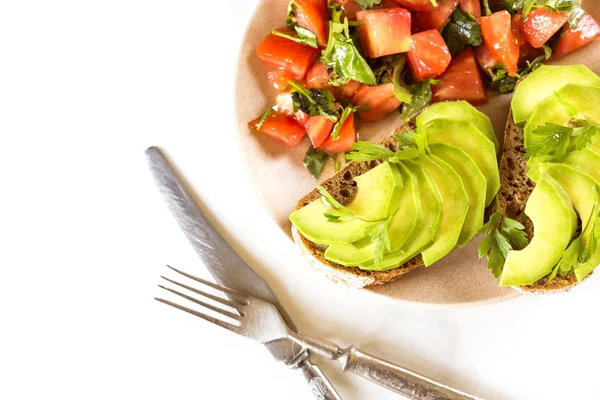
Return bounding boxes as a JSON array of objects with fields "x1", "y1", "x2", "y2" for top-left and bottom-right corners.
[
  {"x1": 497, "y1": 110, "x2": 590, "y2": 294},
  {"x1": 292, "y1": 125, "x2": 425, "y2": 289}
]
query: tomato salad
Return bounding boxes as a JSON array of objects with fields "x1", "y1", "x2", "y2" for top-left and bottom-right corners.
[{"x1": 249, "y1": 0, "x2": 600, "y2": 179}]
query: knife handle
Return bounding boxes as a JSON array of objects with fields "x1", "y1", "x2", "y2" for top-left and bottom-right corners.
[{"x1": 297, "y1": 358, "x2": 343, "y2": 400}]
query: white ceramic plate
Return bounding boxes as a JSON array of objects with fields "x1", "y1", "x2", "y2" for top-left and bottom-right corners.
[{"x1": 235, "y1": 0, "x2": 600, "y2": 306}]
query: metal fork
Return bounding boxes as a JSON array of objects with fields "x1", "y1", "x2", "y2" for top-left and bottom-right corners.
[{"x1": 156, "y1": 266, "x2": 483, "y2": 400}]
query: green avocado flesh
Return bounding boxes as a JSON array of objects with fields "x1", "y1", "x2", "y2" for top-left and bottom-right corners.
[
  {"x1": 289, "y1": 162, "x2": 403, "y2": 245},
  {"x1": 512, "y1": 65, "x2": 600, "y2": 125},
  {"x1": 417, "y1": 156, "x2": 469, "y2": 266},
  {"x1": 563, "y1": 148, "x2": 600, "y2": 186},
  {"x1": 430, "y1": 144, "x2": 486, "y2": 247},
  {"x1": 324, "y1": 163, "x2": 421, "y2": 266},
  {"x1": 524, "y1": 85, "x2": 600, "y2": 148},
  {"x1": 416, "y1": 101, "x2": 499, "y2": 152},
  {"x1": 358, "y1": 160, "x2": 442, "y2": 271},
  {"x1": 423, "y1": 118, "x2": 500, "y2": 206},
  {"x1": 501, "y1": 177, "x2": 577, "y2": 286}
]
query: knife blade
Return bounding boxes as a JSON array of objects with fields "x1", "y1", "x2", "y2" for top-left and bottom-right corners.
[{"x1": 146, "y1": 146, "x2": 342, "y2": 400}]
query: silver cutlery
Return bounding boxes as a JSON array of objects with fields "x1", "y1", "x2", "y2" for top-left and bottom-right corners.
[
  {"x1": 156, "y1": 265, "x2": 483, "y2": 400},
  {"x1": 146, "y1": 146, "x2": 341, "y2": 400}
]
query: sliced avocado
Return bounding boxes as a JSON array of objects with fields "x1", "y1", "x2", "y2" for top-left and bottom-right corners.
[
  {"x1": 424, "y1": 118, "x2": 500, "y2": 206},
  {"x1": 289, "y1": 162, "x2": 403, "y2": 245},
  {"x1": 416, "y1": 100, "x2": 499, "y2": 152},
  {"x1": 563, "y1": 148, "x2": 600, "y2": 186},
  {"x1": 358, "y1": 160, "x2": 442, "y2": 271},
  {"x1": 324, "y1": 163, "x2": 421, "y2": 266},
  {"x1": 347, "y1": 161, "x2": 404, "y2": 221},
  {"x1": 289, "y1": 200, "x2": 376, "y2": 245},
  {"x1": 524, "y1": 85, "x2": 600, "y2": 148},
  {"x1": 417, "y1": 155, "x2": 469, "y2": 266},
  {"x1": 500, "y1": 177, "x2": 577, "y2": 286},
  {"x1": 512, "y1": 65, "x2": 600, "y2": 125},
  {"x1": 430, "y1": 144, "x2": 486, "y2": 247}
]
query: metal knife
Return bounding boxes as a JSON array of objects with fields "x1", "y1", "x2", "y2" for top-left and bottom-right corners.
[{"x1": 146, "y1": 146, "x2": 342, "y2": 400}]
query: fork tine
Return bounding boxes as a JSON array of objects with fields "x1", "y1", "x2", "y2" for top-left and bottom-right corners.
[
  {"x1": 155, "y1": 297, "x2": 240, "y2": 332},
  {"x1": 166, "y1": 265, "x2": 249, "y2": 304},
  {"x1": 157, "y1": 284, "x2": 241, "y2": 320},
  {"x1": 160, "y1": 275, "x2": 243, "y2": 310}
]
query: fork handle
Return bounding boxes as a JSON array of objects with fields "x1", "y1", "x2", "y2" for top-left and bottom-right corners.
[
  {"x1": 296, "y1": 358, "x2": 343, "y2": 400},
  {"x1": 338, "y1": 346, "x2": 481, "y2": 400}
]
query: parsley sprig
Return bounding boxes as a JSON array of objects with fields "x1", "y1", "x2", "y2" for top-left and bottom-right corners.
[
  {"x1": 478, "y1": 208, "x2": 529, "y2": 278},
  {"x1": 317, "y1": 185, "x2": 358, "y2": 223},
  {"x1": 344, "y1": 130, "x2": 428, "y2": 162}
]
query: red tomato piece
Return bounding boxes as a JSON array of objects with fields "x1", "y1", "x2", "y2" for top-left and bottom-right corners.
[
  {"x1": 267, "y1": 69, "x2": 295, "y2": 91},
  {"x1": 319, "y1": 112, "x2": 356, "y2": 153},
  {"x1": 554, "y1": 13, "x2": 600, "y2": 58},
  {"x1": 459, "y1": 0, "x2": 480, "y2": 19},
  {"x1": 480, "y1": 11, "x2": 520, "y2": 77},
  {"x1": 474, "y1": 43, "x2": 498, "y2": 77},
  {"x1": 331, "y1": 0, "x2": 363, "y2": 21},
  {"x1": 248, "y1": 114, "x2": 306, "y2": 147},
  {"x1": 380, "y1": 0, "x2": 400, "y2": 8},
  {"x1": 306, "y1": 61, "x2": 331, "y2": 89},
  {"x1": 357, "y1": 8, "x2": 412, "y2": 58},
  {"x1": 512, "y1": 13, "x2": 527, "y2": 46},
  {"x1": 306, "y1": 115, "x2": 335, "y2": 147},
  {"x1": 432, "y1": 47, "x2": 487, "y2": 105},
  {"x1": 406, "y1": 29, "x2": 452, "y2": 81},
  {"x1": 352, "y1": 83, "x2": 402, "y2": 123},
  {"x1": 394, "y1": 0, "x2": 437, "y2": 12},
  {"x1": 523, "y1": 8, "x2": 568, "y2": 48},
  {"x1": 338, "y1": 80, "x2": 362, "y2": 99},
  {"x1": 294, "y1": 0, "x2": 329, "y2": 47},
  {"x1": 413, "y1": 0, "x2": 459, "y2": 31},
  {"x1": 256, "y1": 32, "x2": 319, "y2": 80}
]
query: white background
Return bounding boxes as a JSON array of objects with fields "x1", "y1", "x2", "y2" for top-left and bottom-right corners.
[{"x1": 2, "y1": 1, "x2": 600, "y2": 399}]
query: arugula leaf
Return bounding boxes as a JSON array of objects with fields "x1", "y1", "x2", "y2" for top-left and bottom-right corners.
[
  {"x1": 354, "y1": 0, "x2": 382, "y2": 9},
  {"x1": 442, "y1": 8, "x2": 482, "y2": 57},
  {"x1": 321, "y1": 6, "x2": 377, "y2": 85},
  {"x1": 370, "y1": 55, "x2": 413, "y2": 103},
  {"x1": 345, "y1": 141, "x2": 397, "y2": 162},
  {"x1": 304, "y1": 145, "x2": 330, "y2": 179},
  {"x1": 272, "y1": 28, "x2": 318, "y2": 48},
  {"x1": 289, "y1": 81, "x2": 340, "y2": 121},
  {"x1": 317, "y1": 185, "x2": 357, "y2": 223},
  {"x1": 478, "y1": 209, "x2": 529, "y2": 278},
  {"x1": 483, "y1": 0, "x2": 493, "y2": 16},
  {"x1": 366, "y1": 220, "x2": 391, "y2": 265},
  {"x1": 523, "y1": 0, "x2": 580, "y2": 19},
  {"x1": 400, "y1": 81, "x2": 434, "y2": 121},
  {"x1": 330, "y1": 105, "x2": 355, "y2": 140},
  {"x1": 525, "y1": 123, "x2": 573, "y2": 160},
  {"x1": 255, "y1": 106, "x2": 273, "y2": 131},
  {"x1": 568, "y1": 5, "x2": 586, "y2": 29}
]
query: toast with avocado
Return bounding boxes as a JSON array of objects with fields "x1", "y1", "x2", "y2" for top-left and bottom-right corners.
[
  {"x1": 492, "y1": 65, "x2": 600, "y2": 293},
  {"x1": 290, "y1": 101, "x2": 501, "y2": 289}
]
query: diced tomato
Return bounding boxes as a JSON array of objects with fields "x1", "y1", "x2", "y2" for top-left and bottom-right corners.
[
  {"x1": 512, "y1": 13, "x2": 527, "y2": 46},
  {"x1": 357, "y1": 8, "x2": 412, "y2": 58},
  {"x1": 249, "y1": 114, "x2": 306, "y2": 147},
  {"x1": 256, "y1": 32, "x2": 319, "y2": 80},
  {"x1": 267, "y1": 69, "x2": 295, "y2": 91},
  {"x1": 338, "y1": 80, "x2": 362, "y2": 99},
  {"x1": 394, "y1": 0, "x2": 437, "y2": 12},
  {"x1": 523, "y1": 8, "x2": 568, "y2": 48},
  {"x1": 413, "y1": 0, "x2": 458, "y2": 31},
  {"x1": 554, "y1": 13, "x2": 600, "y2": 58},
  {"x1": 306, "y1": 61, "x2": 331, "y2": 89},
  {"x1": 480, "y1": 11, "x2": 520, "y2": 77},
  {"x1": 331, "y1": 0, "x2": 363, "y2": 21},
  {"x1": 380, "y1": 0, "x2": 400, "y2": 7},
  {"x1": 406, "y1": 29, "x2": 451, "y2": 81},
  {"x1": 474, "y1": 44, "x2": 497, "y2": 77},
  {"x1": 306, "y1": 115, "x2": 335, "y2": 147},
  {"x1": 319, "y1": 112, "x2": 356, "y2": 153},
  {"x1": 352, "y1": 83, "x2": 402, "y2": 122},
  {"x1": 294, "y1": 0, "x2": 329, "y2": 47},
  {"x1": 459, "y1": 0, "x2": 480, "y2": 19},
  {"x1": 432, "y1": 47, "x2": 487, "y2": 105}
]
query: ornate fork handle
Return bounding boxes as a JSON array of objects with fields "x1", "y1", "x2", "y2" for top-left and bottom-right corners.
[
  {"x1": 297, "y1": 358, "x2": 343, "y2": 400},
  {"x1": 290, "y1": 334, "x2": 482, "y2": 400}
]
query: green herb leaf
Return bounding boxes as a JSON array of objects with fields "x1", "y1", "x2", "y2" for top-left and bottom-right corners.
[
  {"x1": 525, "y1": 122, "x2": 573, "y2": 160},
  {"x1": 317, "y1": 185, "x2": 357, "y2": 223},
  {"x1": 334, "y1": 157, "x2": 341, "y2": 172},
  {"x1": 304, "y1": 145, "x2": 330, "y2": 179},
  {"x1": 442, "y1": 8, "x2": 483, "y2": 57},
  {"x1": 272, "y1": 28, "x2": 318, "y2": 48},
  {"x1": 573, "y1": 125, "x2": 600, "y2": 151},
  {"x1": 389, "y1": 148, "x2": 421, "y2": 162},
  {"x1": 354, "y1": 0, "x2": 382, "y2": 9},
  {"x1": 330, "y1": 105, "x2": 355, "y2": 140},
  {"x1": 285, "y1": 0, "x2": 296, "y2": 29},
  {"x1": 392, "y1": 56, "x2": 413, "y2": 104},
  {"x1": 255, "y1": 106, "x2": 273, "y2": 131},
  {"x1": 289, "y1": 81, "x2": 340, "y2": 121},
  {"x1": 345, "y1": 141, "x2": 397, "y2": 162},
  {"x1": 366, "y1": 221, "x2": 391, "y2": 265},
  {"x1": 483, "y1": 0, "x2": 493, "y2": 16},
  {"x1": 478, "y1": 210, "x2": 529, "y2": 278},
  {"x1": 400, "y1": 81, "x2": 433, "y2": 121},
  {"x1": 553, "y1": 91, "x2": 581, "y2": 119},
  {"x1": 581, "y1": 207, "x2": 600, "y2": 262},
  {"x1": 556, "y1": 237, "x2": 582, "y2": 277},
  {"x1": 568, "y1": 5, "x2": 586, "y2": 29}
]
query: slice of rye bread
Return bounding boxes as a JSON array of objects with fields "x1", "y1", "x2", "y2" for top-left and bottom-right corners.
[
  {"x1": 497, "y1": 110, "x2": 591, "y2": 294},
  {"x1": 292, "y1": 123, "x2": 426, "y2": 289}
]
